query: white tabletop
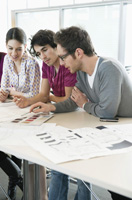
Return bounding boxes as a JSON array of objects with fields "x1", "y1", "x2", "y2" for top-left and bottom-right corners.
[{"x1": 0, "y1": 104, "x2": 132, "y2": 198}]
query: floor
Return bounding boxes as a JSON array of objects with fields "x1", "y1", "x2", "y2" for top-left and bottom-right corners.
[{"x1": 0, "y1": 168, "x2": 112, "y2": 200}]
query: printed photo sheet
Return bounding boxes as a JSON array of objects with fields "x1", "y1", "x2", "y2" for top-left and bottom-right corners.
[{"x1": 24, "y1": 124, "x2": 132, "y2": 163}]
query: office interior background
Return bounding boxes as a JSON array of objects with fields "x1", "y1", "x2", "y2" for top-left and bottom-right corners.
[
  {"x1": 0, "y1": 1, "x2": 132, "y2": 199},
  {"x1": 0, "y1": 0, "x2": 132, "y2": 76}
]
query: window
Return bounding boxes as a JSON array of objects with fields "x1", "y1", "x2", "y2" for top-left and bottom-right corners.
[
  {"x1": 0, "y1": 0, "x2": 8, "y2": 52},
  {"x1": 16, "y1": 9, "x2": 59, "y2": 43},
  {"x1": 124, "y1": 3, "x2": 132, "y2": 78},
  {"x1": 8, "y1": 0, "x2": 132, "y2": 70},
  {"x1": 63, "y1": 4, "x2": 120, "y2": 59},
  {"x1": 124, "y1": 3, "x2": 132, "y2": 66}
]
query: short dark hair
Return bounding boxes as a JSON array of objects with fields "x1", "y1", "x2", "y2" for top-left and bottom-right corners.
[
  {"x1": 54, "y1": 26, "x2": 96, "y2": 56},
  {"x1": 6, "y1": 27, "x2": 27, "y2": 45},
  {"x1": 28, "y1": 29, "x2": 57, "y2": 57}
]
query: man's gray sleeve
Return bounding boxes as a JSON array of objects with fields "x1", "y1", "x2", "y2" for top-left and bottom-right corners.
[
  {"x1": 84, "y1": 63, "x2": 123, "y2": 118},
  {"x1": 54, "y1": 97, "x2": 78, "y2": 113}
]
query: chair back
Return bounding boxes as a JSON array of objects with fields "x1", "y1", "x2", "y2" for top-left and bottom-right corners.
[{"x1": 0, "y1": 52, "x2": 6, "y2": 85}]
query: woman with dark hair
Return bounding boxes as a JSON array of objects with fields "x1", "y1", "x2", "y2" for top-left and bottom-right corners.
[
  {"x1": 0, "y1": 27, "x2": 40, "y2": 200},
  {"x1": 0, "y1": 27, "x2": 40, "y2": 102}
]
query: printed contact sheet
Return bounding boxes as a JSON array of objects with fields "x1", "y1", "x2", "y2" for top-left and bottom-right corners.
[{"x1": 11, "y1": 113, "x2": 54, "y2": 126}]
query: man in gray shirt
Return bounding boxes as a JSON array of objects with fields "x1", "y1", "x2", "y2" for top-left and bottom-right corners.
[{"x1": 30, "y1": 26, "x2": 132, "y2": 200}]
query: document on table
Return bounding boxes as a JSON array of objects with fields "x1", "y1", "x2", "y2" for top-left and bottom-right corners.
[
  {"x1": 23, "y1": 124, "x2": 132, "y2": 163},
  {"x1": 10, "y1": 112, "x2": 54, "y2": 126},
  {"x1": 0, "y1": 102, "x2": 30, "y2": 123},
  {"x1": 0, "y1": 101, "x2": 53, "y2": 126},
  {"x1": 0, "y1": 105, "x2": 132, "y2": 164},
  {"x1": 0, "y1": 123, "x2": 56, "y2": 146}
]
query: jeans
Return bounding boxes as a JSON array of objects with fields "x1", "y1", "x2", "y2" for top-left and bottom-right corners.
[
  {"x1": 48, "y1": 170, "x2": 91, "y2": 200},
  {"x1": 74, "y1": 179, "x2": 91, "y2": 200}
]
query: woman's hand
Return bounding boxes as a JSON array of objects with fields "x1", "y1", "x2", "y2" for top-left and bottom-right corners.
[
  {"x1": 9, "y1": 87, "x2": 22, "y2": 97},
  {"x1": 0, "y1": 89, "x2": 8, "y2": 102},
  {"x1": 13, "y1": 95, "x2": 29, "y2": 108}
]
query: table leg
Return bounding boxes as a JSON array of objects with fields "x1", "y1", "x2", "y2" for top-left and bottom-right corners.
[
  {"x1": 34, "y1": 164, "x2": 40, "y2": 199},
  {"x1": 23, "y1": 160, "x2": 29, "y2": 200}
]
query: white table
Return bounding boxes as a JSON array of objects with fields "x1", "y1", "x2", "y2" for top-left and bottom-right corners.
[{"x1": 0, "y1": 104, "x2": 132, "y2": 199}]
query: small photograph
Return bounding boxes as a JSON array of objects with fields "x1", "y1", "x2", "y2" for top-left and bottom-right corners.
[{"x1": 11, "y1": 113, "x2": 53, "y2": 126}]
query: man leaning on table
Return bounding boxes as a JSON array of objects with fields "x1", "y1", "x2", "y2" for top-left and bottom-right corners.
[{"x1": 30, "y1": 26, "x2": 132, "y2": 200}]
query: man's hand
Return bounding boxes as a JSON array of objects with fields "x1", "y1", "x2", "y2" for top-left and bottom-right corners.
[
  {"x1": 13, "y1": 95, "x2": 29, "y2": 108},
  {"x1": 30, "y1": 102, "x2": 56, "y2": 113},
  {"x1": 71, "y1": 86, "x2": 89, "y2": 108},
  {"x1": 0, "y1": 89, "x2": 8, "y2": 102}
]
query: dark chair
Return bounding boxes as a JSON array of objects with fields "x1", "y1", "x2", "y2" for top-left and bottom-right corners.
[{"x1": 0, "y1": 52, "x2": 6, "y2": 85}]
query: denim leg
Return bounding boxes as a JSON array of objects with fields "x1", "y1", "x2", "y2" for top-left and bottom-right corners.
[
  {"x1": 74, "y1": 179, "x2": 91, "y2": 200},
  {"x1": 49, "y1": 170, "x2": 69, "y2": 200}
]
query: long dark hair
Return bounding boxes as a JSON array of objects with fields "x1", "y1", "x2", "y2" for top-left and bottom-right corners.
[{"x1": 6, "y1": 27, "x2": 27, "y2": 45}]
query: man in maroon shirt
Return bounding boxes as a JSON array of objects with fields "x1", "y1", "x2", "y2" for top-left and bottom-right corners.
[
  {"x1": 13, "y1": 29, "x2": 77, "y2": 200},
  {"x1": 13, "y1": 30, "x2": 76, "y2": 108}
]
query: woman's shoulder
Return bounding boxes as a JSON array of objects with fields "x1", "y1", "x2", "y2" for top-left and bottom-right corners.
[
  {"x1": 23, "y1": 53, "x2": 39, "y2": 65},
  {"x1": 3, "y1": 54, "x2": 10, "y2": 63}
]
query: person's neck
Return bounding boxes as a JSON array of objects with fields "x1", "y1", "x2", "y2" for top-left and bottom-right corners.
[
  {"x1": 14, "y1": 60, "x2": 21, "y2": 74},
  {"x1": 82, "y1": 55, "x2": 98, "y2": 76},
  {"x1": 53, "y1": 58, "x2": 60, "y2": 72}
]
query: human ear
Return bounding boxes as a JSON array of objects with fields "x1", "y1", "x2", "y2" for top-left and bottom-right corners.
[{"x1": 75, "y1": 48, "x2": 83, "y2": 58}]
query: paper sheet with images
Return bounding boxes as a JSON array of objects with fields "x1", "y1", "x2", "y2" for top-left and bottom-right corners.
[
  {"x1": 0, "y1": 123, "x2": 56, "y2": 163},
  {"x1": 23, "y1": 124, "x2": 132, "y2": 163},
  {"x1": 1, "y1": 104, "x2": 132, "y2": 164},
  {"x1": 10, "y1": 112, "x2": 54, "y2": 126},
  {"x1": 0, "y1": 101, "x2": 30, "y2": 123},
  {"x1": 0, "y1": 123, "x2": 56, "y2": 146},
  {"x1": 0, "y1": 101, "x2": 54, "y2": 126}
]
